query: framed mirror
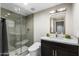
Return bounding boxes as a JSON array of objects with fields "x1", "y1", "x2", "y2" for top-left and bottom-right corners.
[{"x1": 50, "y1": 10, "x2": 66, "y2": 34}]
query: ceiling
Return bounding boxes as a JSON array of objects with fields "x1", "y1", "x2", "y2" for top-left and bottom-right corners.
[{"x1": 1, "y1": 3, "x2": 60, "y2": 16}]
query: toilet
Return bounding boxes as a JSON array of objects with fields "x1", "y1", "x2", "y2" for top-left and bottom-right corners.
[{"x1": 28, "y1": 42, "x2": 41, "y2": 56}]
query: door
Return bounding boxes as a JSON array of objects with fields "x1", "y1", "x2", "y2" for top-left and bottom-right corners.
[
  {"x1": 41, "y1": 40, "x2": 56, "y2": 56},
  {"x1": 57, "y1": 46, "x2": 78, "y2": 56},
  {"x1": 57, "y1": 47, "x2": 69, "y2": 56},
  {"x1": 41, "y1": 45, "x2": 53, "y2": 56},
  {"x1": 56, "y1": 21, "x2": 65, "y2": 34}
]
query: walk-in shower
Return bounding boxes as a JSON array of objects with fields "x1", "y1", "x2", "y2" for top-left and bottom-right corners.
[
  {"x1": 0, "y1": 4, "x2": 33, "y2": 56},
  {"x1": 6, "y1": 16, "x2": 29, "y2": 56}
]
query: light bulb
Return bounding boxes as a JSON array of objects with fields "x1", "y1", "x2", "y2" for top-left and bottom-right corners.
[
  {"x1": 57, "y1": 8, "x2": 66, "y2": 12},
  {"x1": 49, "y1": 10, "x2": 56, "y2": 14},
  {"x1": 24, "y1": 3, "x2": 28, "y2": 5}
]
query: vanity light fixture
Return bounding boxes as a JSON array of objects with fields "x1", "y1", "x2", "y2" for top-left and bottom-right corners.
[
  {"x1": 49, "y1": 8, "x2": 66, "y2": 14},
  {"x1": 49, "y1": 10, "x2": 56, "y2": 14},
  {"x1": 57, "y1": 8, "x2": 66, "y2": 12}
]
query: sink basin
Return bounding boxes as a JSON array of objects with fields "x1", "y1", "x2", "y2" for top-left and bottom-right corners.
[{"x1": 41, "y1": 37, "x2": 79, "y2": 46}]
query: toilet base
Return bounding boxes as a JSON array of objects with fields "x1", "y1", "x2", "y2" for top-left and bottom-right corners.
[{"x1": 29, "y1": 47, "x2": 41, "y2": 56}]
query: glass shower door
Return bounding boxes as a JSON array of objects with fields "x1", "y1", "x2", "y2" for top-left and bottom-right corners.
[
  {"x1": 14, "y1": 16, "x2": 29, "y2": 56},
  {"x1": 6, "y1": 19, "x2": 19, "y2": 55},
  {"x1": 14, "y1": 16, "x2": 22, "y2": 55},
  {"x1": 6, "y1": 16, "x2": 29, "y2": 56},
  {"x1": 6, "y1": 15, "x2": 22, "y2": 56},
  {"x1": 20, "y1": 17, "x2": 29, "y2": 55},
  {"x1": 14, "y1": 16, "x2": 28, "y2": 56}
]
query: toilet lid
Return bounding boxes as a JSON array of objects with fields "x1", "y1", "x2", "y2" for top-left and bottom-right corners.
[{"x1": 28, "y1": 42, "x2": 41, "y2": 51}]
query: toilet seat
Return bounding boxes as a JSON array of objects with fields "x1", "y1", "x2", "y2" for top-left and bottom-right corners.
[{"x1": 28, "y1": 42, "x2": 41, "y2": 52}]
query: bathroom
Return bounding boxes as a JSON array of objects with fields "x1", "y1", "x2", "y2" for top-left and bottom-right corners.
[{"x1": 0, "y1": 3, "x2": 79, "y2": 56}]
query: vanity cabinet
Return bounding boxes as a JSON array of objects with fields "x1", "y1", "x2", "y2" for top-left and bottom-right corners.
[{"x1": 41, "y1": 40, "x2": 79, "y2": 56}]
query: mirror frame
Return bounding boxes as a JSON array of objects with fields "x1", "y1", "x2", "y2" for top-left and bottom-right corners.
[{"x1": 50, "y1": 12, "x2": 66, "y2": 34}]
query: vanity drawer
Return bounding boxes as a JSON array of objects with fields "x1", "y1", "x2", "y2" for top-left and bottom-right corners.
[{"x1": 41, "y1": 40, "x2": 58, "y2": 48}]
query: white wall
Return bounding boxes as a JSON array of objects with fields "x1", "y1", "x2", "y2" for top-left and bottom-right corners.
[
  {"x1": 34, "y1": 4, "x2": 74, "y2": 42},
  {"x1": 72, "y1": 4, "x2": 79, "y2": 37},
  {"x1": 65, "y1": 4, "x2": 73, "y2": 35},
  {"x1": 34, "y1": 10, "x2": 50, "y2": 42}
]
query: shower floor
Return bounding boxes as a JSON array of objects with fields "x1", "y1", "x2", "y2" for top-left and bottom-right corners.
[{"x1": 9, "y1": 46, "x2": 29, "y2": 56}]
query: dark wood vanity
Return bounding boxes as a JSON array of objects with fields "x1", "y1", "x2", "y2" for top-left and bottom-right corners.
[{"x1": 41, "y1": 39, "x2": 79, "y2": 56}]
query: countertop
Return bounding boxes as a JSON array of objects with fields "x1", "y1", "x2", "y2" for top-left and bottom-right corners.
[{"x1": 41, "y1": 37, "x2": 79, "y2": 46}]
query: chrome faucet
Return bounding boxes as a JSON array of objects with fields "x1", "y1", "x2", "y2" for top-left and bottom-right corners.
[{"x1": 55, "y1": 32, "x2": 58, "y2": 38}]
